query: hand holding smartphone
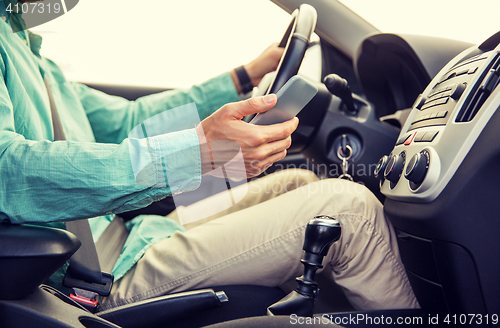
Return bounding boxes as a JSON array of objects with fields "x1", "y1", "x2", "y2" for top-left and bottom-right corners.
[{"x1": 250, "y1": 75, "x2": 318, "y2": 126}]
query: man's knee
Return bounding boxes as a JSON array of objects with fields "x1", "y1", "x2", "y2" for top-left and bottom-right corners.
[
  {"x1": 297, "y1": 179, "x2": 382, "y2": 220},
  {"x1": 259, "y1": 168, "x2": 318, "y2": 193},
  {"x1": 279, "y1": 168, "x2": 319, "y2": 187},
  {"x1": 300, "y1": 178, "x2": 367, "y2": 197}
]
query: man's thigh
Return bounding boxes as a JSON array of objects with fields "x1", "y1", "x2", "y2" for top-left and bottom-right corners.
[
  {"x1": 103, "y1": 179, "x2": 391, "y2": 310},
  {"x1": 169, "y1": 168, "x2": 319, "y2": 229}
]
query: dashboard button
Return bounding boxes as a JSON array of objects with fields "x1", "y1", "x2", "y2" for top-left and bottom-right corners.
[
  {"x1": 404, "y1": 132, "x2": 417, "y2": 145},
  {"x1": 441, "y1": 90, "x2": 452, "y2": 98},
  {"x1": 412, "y1": 116, "x2": 425, "y2": 124},
  {"x1": 414, "y1": 131, "x2": 427, "y2": 142},
  {"x1": 421, "y1": 102, "x2": 432, "y2": 110},
  {"x1": 421, "y1": 131, "x2": 439, "y2": 142},
  {"x1": 422, "y1": 99, "x2": 438, "y2": 110},
  {"x1": 450, "y1": 82, "x2": 466, "y2": 100},
  {"x1": 396, "y1": 133, "x2": 412, "y2": 145},
  {"x1": 436, "y1": 111, "x2": 448, "y2": 118},
  {"x1": 428, "y1": 88, "x2": 447, "y2": 99},
  {"x1": 412, "y1": 114, "x2": 432, "y2": 124},
  {"x1": 412, "y1": 94, "x2": 426, "y2": 110},
  {"x1": 436, "y1": 97, "x2": 449, "y2": 105},
  {"x1": 439, "y1": 72, "x2": 456, "y2": 83}
]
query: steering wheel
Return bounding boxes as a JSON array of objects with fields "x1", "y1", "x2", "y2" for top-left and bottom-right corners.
[
  {"x1": 266, "y1": 4, "x2": 317, "y2": 95},
  {"x1": 244, "y1": 4, "x2": 316, "y2": 123}
]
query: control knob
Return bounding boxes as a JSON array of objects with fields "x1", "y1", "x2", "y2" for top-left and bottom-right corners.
[
  {"x1": 384, "y1": 152, "x2": 406, "y2": 185},
  {"x1": 405, "y1": 150, "x2": 430, "y2": 189},
  {"x1": 374, "y1": 155, "x2": 389, "y2": 181}
]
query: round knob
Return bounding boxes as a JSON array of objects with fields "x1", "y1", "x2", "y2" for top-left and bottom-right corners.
[
  {"x1": 405, "y1": 150, "x2": 430, "y2": 188},
  {"x1": 374, "y1": 155, "x2": 389, "y2": 181},
  {"x1": 384, "y1": 152, "x2": 405, "y2": 184},
  {"x1": 303, "y1": 216, "x2": 341, "y2": 256}
]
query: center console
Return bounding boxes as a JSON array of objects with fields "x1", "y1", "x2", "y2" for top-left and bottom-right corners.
[{"x1": 377, "y1": 33, "x2": 500, "y2": 325}]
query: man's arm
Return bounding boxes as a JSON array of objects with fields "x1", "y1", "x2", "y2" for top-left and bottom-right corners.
[
  {"x1": 0, "y1": 96, "x2": 296, "y2": 224},
  {"x1": 73, "y1": 44, "x2": 284, "y2": 145},
  {"x1": 72, "y1": 72, "x2": 239, "y2": 144},
  {"x1": 0, "y1": 129, "x2": 202, "y2": 224},
  {"x1": 0, "y1": 62, "x2": 203, "y2": 223}
]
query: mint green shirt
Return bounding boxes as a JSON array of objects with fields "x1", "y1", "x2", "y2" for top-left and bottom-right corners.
[{"x1": 0, "y1": 4, "x2": 239, "y2": 283}]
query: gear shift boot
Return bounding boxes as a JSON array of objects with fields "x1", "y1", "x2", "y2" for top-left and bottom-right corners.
[{"x1": 267, "y1": 216, "x2": 341, "y2": 317}]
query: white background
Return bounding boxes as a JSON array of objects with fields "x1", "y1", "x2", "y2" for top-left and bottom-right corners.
[{"x1": 30, "y1": 0, "x2": 500, "y2": 88}]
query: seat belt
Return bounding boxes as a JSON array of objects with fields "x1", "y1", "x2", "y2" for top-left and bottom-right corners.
[
  {"x1": 44, "y1": 76, "x2": 129, "y2": 311},
  {"x1": 95, "y1": 216, "x2": 129, "y2": 273}
]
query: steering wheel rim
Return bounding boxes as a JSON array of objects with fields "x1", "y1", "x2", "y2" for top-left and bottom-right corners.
[{"x1": 266, "y1": 4, "x2": 317, "y2": 95}]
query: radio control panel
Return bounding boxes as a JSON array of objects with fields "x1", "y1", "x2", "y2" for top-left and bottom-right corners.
[{"x1": 379, "y1": 47, "x2": 500, "y2": 202}]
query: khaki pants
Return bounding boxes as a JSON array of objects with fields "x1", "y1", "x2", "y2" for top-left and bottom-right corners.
[{"x1": 102, "y1": 169, "x2": 419, "y2": 311}]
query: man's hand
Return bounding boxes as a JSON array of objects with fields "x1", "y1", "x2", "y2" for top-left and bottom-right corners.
[
  {"x1": 230, "y1": 43, "x2": 284, "y2": 93},
  {"x1": 196, "y1": 94, "x2": 298, "y2": 178}
]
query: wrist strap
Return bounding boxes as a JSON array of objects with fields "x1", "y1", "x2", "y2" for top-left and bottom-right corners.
[{"x1": 235, "y1": 65, "x2": 254, "y2": 94}]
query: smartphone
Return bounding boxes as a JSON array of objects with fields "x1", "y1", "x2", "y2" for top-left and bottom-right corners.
[{"x1": 250, "y1": 75, "x2": 318, "y2": 126}]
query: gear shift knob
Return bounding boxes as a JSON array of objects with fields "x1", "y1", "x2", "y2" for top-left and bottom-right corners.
[
  {"x1": 303, "y1": 216, "x2": 341, "y2": 256},
  {"x1": 298, "y1": 216, "x2": 341, "y2": 299},
  {"x1": 267, "y1": 215, "x2": 341, "y2": 317}
]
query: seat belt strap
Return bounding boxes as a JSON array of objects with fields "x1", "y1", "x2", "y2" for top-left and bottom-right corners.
[
  {"x1": 45, "y1": 76, "x2": 66, "y2": 142},
  {"x1": 95, "y1": 216, "x2": 128, "y2": 273},
  {"x1": 43, "y1": 76, "x2": 117, "y2": 294},
  {"x1": 65, "y1": 220, "x2": 104, "y2": 283}
]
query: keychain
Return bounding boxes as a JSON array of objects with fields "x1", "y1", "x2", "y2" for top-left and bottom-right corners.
[{"x1": 337, "y1": 144, "x2": 353, "y2": 181}]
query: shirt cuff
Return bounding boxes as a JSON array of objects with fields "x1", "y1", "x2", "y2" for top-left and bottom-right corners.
[{"x1": 148, "y1": 128, "x2": 202, "y2": 194}]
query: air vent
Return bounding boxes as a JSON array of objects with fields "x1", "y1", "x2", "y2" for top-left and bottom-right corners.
[{"x1": 456, "y1": 56, "x2": 500, "y2": 122}]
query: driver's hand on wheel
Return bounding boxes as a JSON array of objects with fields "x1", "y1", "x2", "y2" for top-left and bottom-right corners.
[
  {"x1": 196, "y1": 94, "x2": 298, "y2": 178},
  {"x1": 230, "y1": 43, "x2": 284, "y2": 93}
]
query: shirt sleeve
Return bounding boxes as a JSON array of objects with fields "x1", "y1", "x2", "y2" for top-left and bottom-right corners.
[
  {"x1": 0, "y1": 130, "x2": 201, "y2": 224},
  {"x1": 0, "y1": 67, "x2": 202, "y2": 223},
  {"x1": 72, "y1": 73, "x2": 240, "y2": 144}
]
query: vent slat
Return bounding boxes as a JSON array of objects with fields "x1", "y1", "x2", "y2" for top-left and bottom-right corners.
[
  {"x1": 455, "y1": 55, "x2": 500, "y2": 123},
  {"x1": 466, "y1": 92, "x2": 488, "y2": 122}
]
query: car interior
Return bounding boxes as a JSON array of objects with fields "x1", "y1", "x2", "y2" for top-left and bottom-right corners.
[{"x1": 1, "y1": 0, "x2": 500, "y2": 327}]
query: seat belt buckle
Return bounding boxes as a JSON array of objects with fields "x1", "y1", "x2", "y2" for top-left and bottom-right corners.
[
  {"x1": 63, "y1": 270, "x2": 114, "y2": 312},
  {"x1": 63, "y1": 270, "x2": 114, "y2": 296},
  {"x1": 69, "y1": 289, "x2": 99, "y2": 313}
]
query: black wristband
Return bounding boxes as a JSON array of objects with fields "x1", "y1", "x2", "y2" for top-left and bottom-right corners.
[{"x1": 234, "y1": 65, "x2": 254, "y2": 94}]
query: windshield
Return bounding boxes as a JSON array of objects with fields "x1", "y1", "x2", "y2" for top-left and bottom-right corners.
[
  {"x1": 339, "y1": 0, "x2": 499, "y2": 45},
  {"x1": 30, "y1": 0, "x2": 290, "y2": 88}
]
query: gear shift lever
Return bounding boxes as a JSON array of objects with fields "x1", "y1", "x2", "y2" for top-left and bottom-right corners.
[
  {"x1": 324, "y1": 74, "x2": 358, "y2": 115},
  {"x1": 267, "y1": 216, "x2": 341, "y2": 317}
]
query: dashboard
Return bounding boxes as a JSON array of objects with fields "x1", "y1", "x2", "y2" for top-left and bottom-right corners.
[
  {"x1": 378, "y1": 48, "x2": 500, "y2": 202},
  {"x1": 378, "y1": 33, "x2": 500, "y2": 322}
]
